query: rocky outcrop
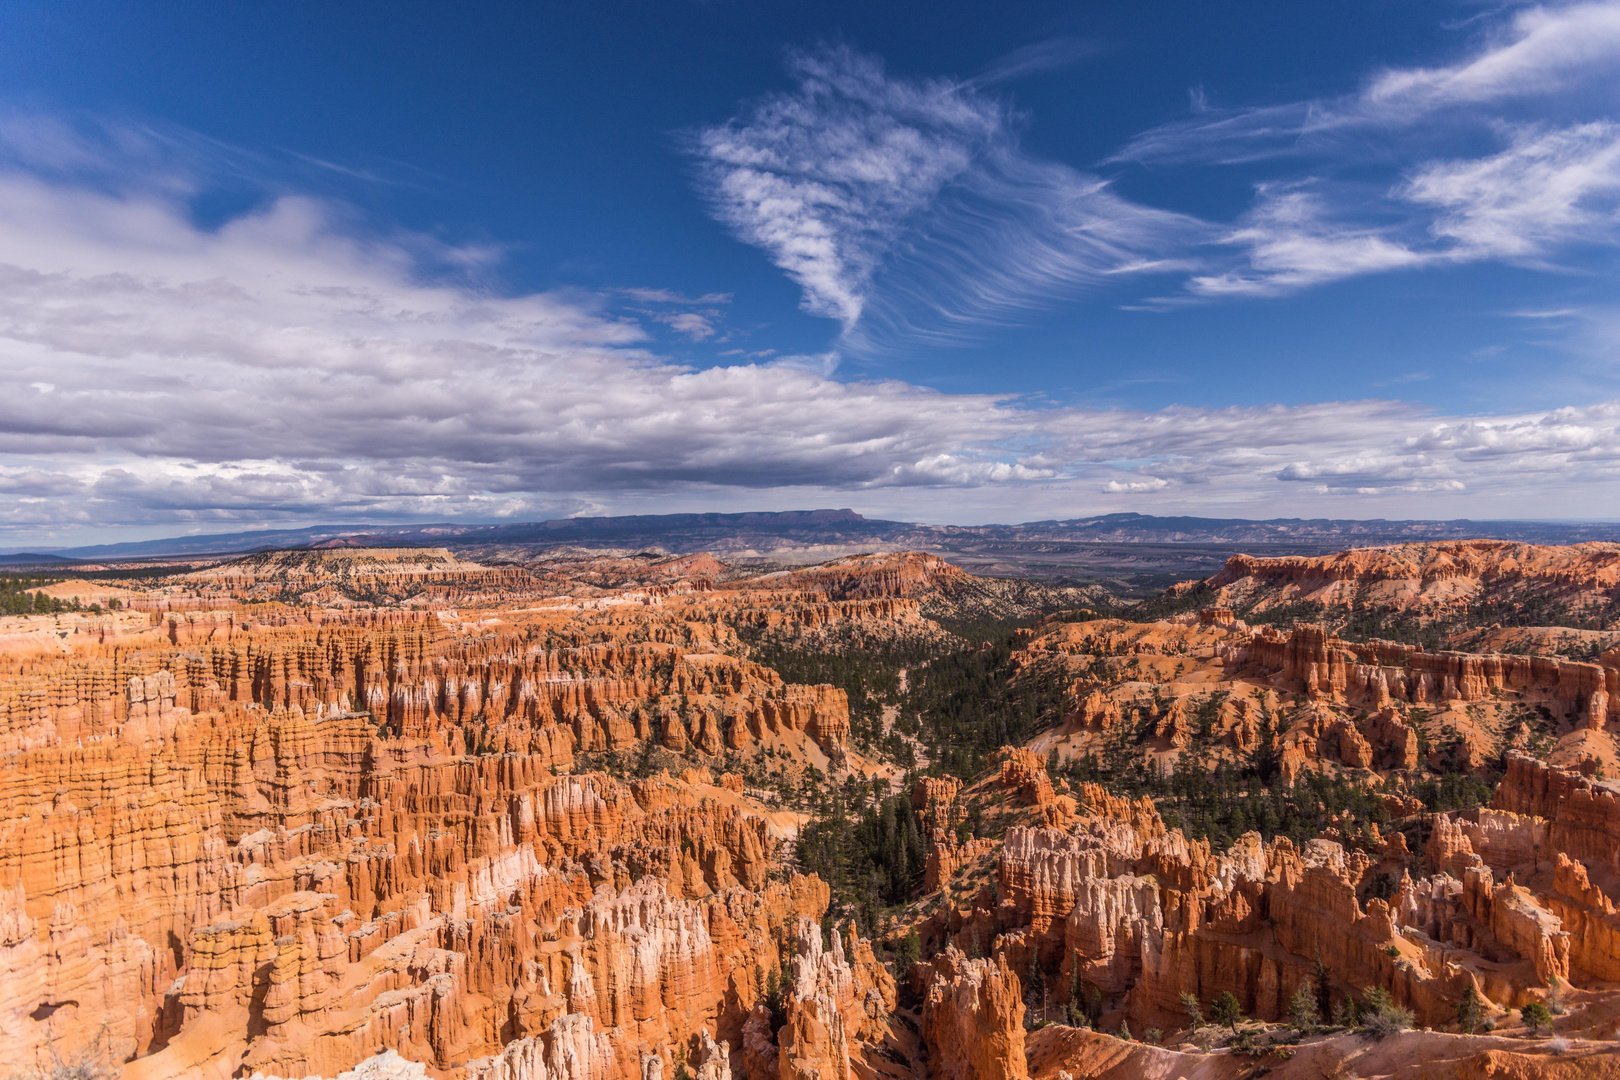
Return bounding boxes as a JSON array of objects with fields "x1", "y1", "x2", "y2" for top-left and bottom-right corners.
[
  {"x1": 1492, "y1": 752, "x2": 1620, "y2": 863},
  {"x1": 987, "y1": 806, "x2": 1524, "y2": 1032},
  {"x1": 178, "y1": 548, "x2": 543, "y2": 606},
  {"x1": 1228, "y1": 625, "x2": 1620, "y2": 723},
  {"x1": 1203, "y1": 540, "x2": 1620, "y2": 620},
  {"x1": 0, "y1": 585, "x2": 871, "y2": 1078},
  {"x1": 918, "y1": 950, "x2": 1027, "y2": 1080},
  {"x1": 777, "y1": 918, "x2": 895, "y2": 1080}
]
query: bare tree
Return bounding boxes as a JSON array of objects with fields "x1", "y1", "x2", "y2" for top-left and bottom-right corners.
[{"x1": 7, "y1": 1023, "x2": 120, "y2": 1080}]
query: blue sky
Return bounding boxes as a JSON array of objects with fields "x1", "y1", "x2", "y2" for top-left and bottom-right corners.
[{"x1": 1, "y1": 1, "x2": 1619, "y2": 543}]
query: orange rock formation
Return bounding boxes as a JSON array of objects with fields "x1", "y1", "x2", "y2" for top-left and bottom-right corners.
[{"x1": 0, "y1": 550, "x2": 939, "y2": 1079}]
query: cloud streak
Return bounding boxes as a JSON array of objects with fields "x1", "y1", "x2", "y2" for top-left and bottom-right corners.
[
  {"x1": 695, "y1": 12, "x2": 1620, "y2": 327},
  {"x1": 1184, "y1": 117, "x2": 1620, "y2": 297},
  {"x1": 1113, "y1": 2, "x2": 1620, "y2": 166},
  {"x1": 1405, "y1": 121, "x2": 1620, "y2": 258},
  {"x1": 1115, "y1": 0, "x2": 1620, "y2": 299},
  {"x1": 690, "y1": 46, "x2": 1205, "y2": 351}
]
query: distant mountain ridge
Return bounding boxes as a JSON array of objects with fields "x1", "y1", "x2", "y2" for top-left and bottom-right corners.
[
  {"x1": 9, "y1": 510, "x2": 1620, "y2": 562},
  {"x1": 15, "y1": 509, "x2": 898, "y2": 559},
  {"x1": 950, "y1": 513, "x2": 1620, "y2": 545}
]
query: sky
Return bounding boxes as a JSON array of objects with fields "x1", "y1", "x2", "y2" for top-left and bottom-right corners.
[{"x1": 1, "y1": 1, "x2": 1619, "y2": 545}]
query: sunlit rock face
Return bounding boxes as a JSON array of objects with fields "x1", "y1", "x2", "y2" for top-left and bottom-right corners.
[
  {"x1": 0, "y1": 550, "x2": 961, "y2": 1079},
  {"x1": 7, "y1": 544, "x2": 1620, "y2": 1080}
]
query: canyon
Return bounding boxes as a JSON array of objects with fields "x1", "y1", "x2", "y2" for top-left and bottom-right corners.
[{"x1": 1, "y1": 542, "x2": 1619, "y2": 1079}]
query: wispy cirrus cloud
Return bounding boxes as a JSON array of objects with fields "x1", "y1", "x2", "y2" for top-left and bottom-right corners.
[
  {"x1": 1117, "y1": 0, "x2": 1620, "y2": 300},
  {"x1": 1365, "y1": 2, "x2": 1620, "y2": 114},
  {"x1": 689, "y1": 45, "x2": 1205, "y2": 352},
  {"x1": 1112, "y1": 1, "x2": 1620, "y2": 167},
  {"x1": 1181, "y1": 117, "x2": 1620, "y2": 297},
  {"x1": 969, "y1": 37, "x2": 1104, "y2": 89},
  {"x1": 1187, "y1": 184, "x2": 1432, "y2": 297},
  {"x1": 694, "y1": 10, "x2": 1620, "y2": 327},
  {"x1": 1404, "y1": 121, "x2": 1620, "y2": 258}
]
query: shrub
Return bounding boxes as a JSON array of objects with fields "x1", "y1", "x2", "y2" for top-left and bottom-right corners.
[
  {"x1": 1520, "y1": 1001, "x2": 1552, "y2": 1035},
  {"x1": 1547, "y1": 975, "x2": 1567, "y2": 1015},
  {"x1": 1359, "y1": 986, "x2": 1412, "y2": 1039},
  {"x1": 1362, "y1": 1004, "x2": 1413, "y2": 1039}
]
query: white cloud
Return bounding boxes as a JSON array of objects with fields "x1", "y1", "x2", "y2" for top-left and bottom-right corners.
[
  {"x1": 1190, "y1": 121, "x2": 1620, "y2": 296},
  {"x1": 1403, "y1": 121, "x2": 1620, "y2": 258},
  {"x1": 695, "y1": 18, "x2": 1620, "y2": 317},
  {"x1": 658, "y1": 311, "x2": 718, "y2": 340},
  {"x1": 1101, "y1": 3, "x2": 1620, "y2": 299},
  {"x1": 1365, "y1": 2, "x2": 1620, "y2": 113},
  {"x1": 692, "y1": 47, "x2": 980, "y2": 329},
  {"x1": 691, "y1": 46, "x2": 1205, "y2": 350},
  {"x1": 1103, "y1": 476, "x2": 1170, "y2": 494},
  {"x1": 617, "y1": 287, "x2": 733, "y2": 305},
  {"x1": 0, "y1": 129, "x2": 1618, "y2": 541},
  {"x1": 0, "y1": 168, "x2": 1062, "y2": 532},
  {"x1": 1190, "y1": 185, "x2": 1430, "y2": 296},
  {"x1": 1406, "y1": 407, "x2": 1620, "y2": 457}
]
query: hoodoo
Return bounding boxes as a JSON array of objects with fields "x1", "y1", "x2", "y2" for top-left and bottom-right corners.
[{"x1": 3, "y1": 543, "x2": 1620, "y2": 1079}]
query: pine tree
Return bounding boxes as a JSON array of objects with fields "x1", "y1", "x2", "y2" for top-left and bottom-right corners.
[
  {"x1": 1211, "y1": 991, "x2": 1244, "y2": 1032},
  {"x1": 1180, "y1": 991, "x2": 1204, "y2": 1030},
  {"x1": 1252, "y1": 704, "x2": 1280, "y2": 783},
  {"x1": 1456, "y1": 982, "x2": 1485, "y2": 1035},
  {"x1": 1025, "y1": 947, "x2": 1045, "y2": 1022},
  {"x1": 1066, "y1": 958, "x2": 1085, "y2": 1026},
  {"x1": 764, "y1": 955, "x2": 788, "y2": 1035},
  {"x1": 1288, "y1": 983, "x2": 1320, "y2": 1030},
  {"x1": 1313, "y1": 953, "x2": 1333, "y2": 1023},
  {"x1": 895, "y1": 930, "x2": 921, "y2": 977}
]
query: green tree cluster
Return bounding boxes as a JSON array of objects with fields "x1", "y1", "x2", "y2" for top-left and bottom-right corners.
[
  {"x1": 0, "y1": 575, "x2": 74, "y2": 615},
  {"x1": 795, "y1": 789, "x2": 928, "y2": 935}
]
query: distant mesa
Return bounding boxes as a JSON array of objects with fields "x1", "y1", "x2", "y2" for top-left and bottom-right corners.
[
  {"x1": 306, "y1": 536, "x2": 392, "y2": 549},
  {"x1": 10, "y1": 510, "x2": 1620, "y2": 566},
  {"x1": 0, "y1": 552, "x2": 81, "y2": 566}
]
